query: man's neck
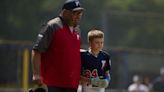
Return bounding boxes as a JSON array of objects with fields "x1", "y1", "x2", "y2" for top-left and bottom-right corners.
[{"x1": 69, "y1": 26, "x2": 74, "y2": 33}]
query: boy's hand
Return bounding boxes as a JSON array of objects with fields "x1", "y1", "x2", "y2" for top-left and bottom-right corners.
[
  {"x1": 91, "y1": 78, "x2": 109, "y2": 88},
  {"x1": 97, "y1": 79, "x2": 109, "y2": 88},
  {"x1": 80, "y1": 76, "x2": 91, "y2": 85}
]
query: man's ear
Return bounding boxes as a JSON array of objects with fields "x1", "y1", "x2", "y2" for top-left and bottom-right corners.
[{"x1": 63, "y1": 9, "x2": 71, "y2": 17}]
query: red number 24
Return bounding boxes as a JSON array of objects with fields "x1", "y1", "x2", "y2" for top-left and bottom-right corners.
[{"x1": 84, "y1": 69, "x2": 98, "y2": 78}]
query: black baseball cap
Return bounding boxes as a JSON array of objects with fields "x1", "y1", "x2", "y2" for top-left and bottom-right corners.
[{"x1": 62, "y1": 0, "x2": 84, "y2": 11}]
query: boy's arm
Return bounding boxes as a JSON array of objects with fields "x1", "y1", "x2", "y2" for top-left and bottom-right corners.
[{"x1": 105, "y1": 71, "x2": 111, "y2": 82}]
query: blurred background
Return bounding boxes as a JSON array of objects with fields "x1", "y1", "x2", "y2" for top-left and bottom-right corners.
[{"x1": 0, "y1": 0, "x2": 164, "y2": 92}]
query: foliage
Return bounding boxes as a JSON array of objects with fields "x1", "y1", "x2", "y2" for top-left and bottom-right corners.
[{"x1": 0, "y1": 0, "x2": 164, "y2": 49}]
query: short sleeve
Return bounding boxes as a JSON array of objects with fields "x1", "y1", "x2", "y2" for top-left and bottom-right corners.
[
  {"x1": 33, "y1": 24, "x2": 53, "y2": 52},
  {"x1": 104, "y1": 54, "x2": 111, "y2": 72}
]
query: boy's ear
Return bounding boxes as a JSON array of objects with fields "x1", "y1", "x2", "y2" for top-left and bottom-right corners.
[{"x1": 88, "y1": 42, "x2": 91, "y2": 46}]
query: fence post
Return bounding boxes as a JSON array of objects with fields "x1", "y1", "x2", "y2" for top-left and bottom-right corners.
[{"x1": 22, "y1": 48, "x2": 30, "y2": 92}]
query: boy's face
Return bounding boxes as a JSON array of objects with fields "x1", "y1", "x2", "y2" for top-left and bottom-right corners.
[{"x1": 89, "y1": 38, "x2": 104, "y2": 52}]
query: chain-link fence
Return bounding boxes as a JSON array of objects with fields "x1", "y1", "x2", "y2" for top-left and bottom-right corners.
[{"x1": 0, "y1": 42, "x2": 164, "y2": 92}]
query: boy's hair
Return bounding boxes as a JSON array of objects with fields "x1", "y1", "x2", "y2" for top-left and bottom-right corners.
[{"x1": 88, "y1": 30, "x2": 104, "y2": 42}]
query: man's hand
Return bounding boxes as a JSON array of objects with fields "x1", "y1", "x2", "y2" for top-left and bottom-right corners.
[
  {"x1": 29, "y1": 75, "x2": 47, "y2": 92},
  {"x1": 32, "y1": 75, "x2": 43, "y2": 86}
]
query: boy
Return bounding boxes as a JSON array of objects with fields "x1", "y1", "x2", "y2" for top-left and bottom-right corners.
[{"x1": 80, "y1": 30, "x2": 111, "y2": 92}]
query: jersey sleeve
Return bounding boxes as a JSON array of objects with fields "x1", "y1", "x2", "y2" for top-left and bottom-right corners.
[
  {"x1": 103, "y1": 53, "x2": 111, "y2": 81},
  {"x1": 33, "y1": 24, "x2": 53, "y2": 53},
  {"x1": 104, "y1": 54, "x2": 111, "y2": 72}
]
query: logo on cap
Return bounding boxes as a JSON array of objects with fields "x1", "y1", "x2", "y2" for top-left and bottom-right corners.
[
  {"x1": 62, "y1": 0, "x2": 83, "y2": 11},
  {"x1": 75, "y1": 1, "x2": 79, "y2": 6}
]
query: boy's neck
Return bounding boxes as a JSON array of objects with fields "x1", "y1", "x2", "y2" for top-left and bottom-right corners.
[{"x1": 89, "y1": 49, "x2": 100, "y2": 57}]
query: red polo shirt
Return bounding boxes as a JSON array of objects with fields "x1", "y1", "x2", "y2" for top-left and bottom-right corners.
[{"x1": 33, "y1": 16, "x2": 81, "y2": 88}]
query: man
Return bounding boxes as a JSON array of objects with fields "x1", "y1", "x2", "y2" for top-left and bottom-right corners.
[
  {"x1": 32, "y1": 0, "x2": 84, "y2": 92},
  {"x1": 128, "y1": 75, "x2": 148, "y2": 92},
  {"x1": 152, "y1": 67, "x2": 164, "y2": 92}
]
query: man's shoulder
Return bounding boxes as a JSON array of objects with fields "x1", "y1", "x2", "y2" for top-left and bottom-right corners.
[
  {"x1": 47, "y1": 17, "x2": 63, "y2": 28},
  {"x1": 128, "y1": 83, "x2": 137, "y2": 90}
]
